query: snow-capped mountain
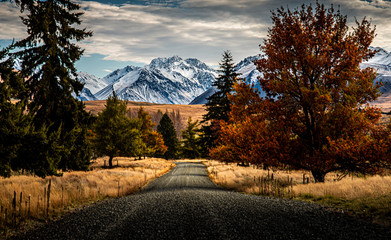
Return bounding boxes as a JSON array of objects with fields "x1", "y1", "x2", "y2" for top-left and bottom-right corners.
[
  {"x1": 79, "y1": 56, "x2": 217, "y2": 104},
  {"x1": 189, "y1": 56, "x2": 262, "y2": 104},
  {"x1": 76, "y1": 48, "x2": 391, "y2": 106}
]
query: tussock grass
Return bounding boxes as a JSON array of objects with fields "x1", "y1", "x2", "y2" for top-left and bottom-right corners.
[
  {"x1": 206, "y1": 160, "x2": 391, "y2": 226},
  {"x1": 293, "y1": 175, "x2": 391, "y2": 199},
  {"x1": 0, "y1": 157, "x2": 174, "y2": 234}
]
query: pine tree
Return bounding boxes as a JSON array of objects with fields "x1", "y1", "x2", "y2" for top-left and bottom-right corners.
[
  {"x1": 157, "y1": 113, "x2": 179, "y2": 159},
  {"x1": 181, "y1": 117, "x2": 201, "y2": 159},
  {"x1": 92, "y1": 93, "x2": 142, "y2": 168},
  {"x1": 11, "y1": 0, "x2": 93, "y2": 171},
  {"x1": 204, "y1": 50, "x2": 239, "y2": 122},
  {"x1": 200, "y1": 50, "x2": 239, "y2": 156},
  {"x1": 0, "y1": 47, "x2": 60, "y2": 177}
]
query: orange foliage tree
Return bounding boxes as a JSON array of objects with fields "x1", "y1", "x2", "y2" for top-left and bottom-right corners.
[
  {"x1": 212, "y1": 3, "x2": 391, "y2": 182},
  {"x1": 137, "y1": 107, "x2": 167, "y2": 158}
]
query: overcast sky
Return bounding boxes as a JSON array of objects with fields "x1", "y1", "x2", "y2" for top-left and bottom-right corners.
[{"x1": 1, "y1": 0, "x2": 390, "y2": 77}]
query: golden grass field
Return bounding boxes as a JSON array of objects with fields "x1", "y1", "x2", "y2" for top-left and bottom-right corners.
[
  {"x1": 206, "y1": 160, "x2": 391, "y2": 226},
  {"x1": 84, "y1": 100, "x2": 207, "y2": 123},
  {"x1": 0, "y1": 157, "x2": 174, "y2": 233}
]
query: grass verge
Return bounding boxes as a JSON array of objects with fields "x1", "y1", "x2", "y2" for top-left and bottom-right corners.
[
  {"x1": 0, "y1": 157, "x2": 174, "y2": 238},
  {"x1": 205, "y1": 160, "x2": 391, "y2": 227}
]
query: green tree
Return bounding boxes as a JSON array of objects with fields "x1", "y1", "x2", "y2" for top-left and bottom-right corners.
[
  {"x1": 201, "y1": 50, "x2": 239, "y2": 156},
  {"x1": 0, "y1": 47, "x2": 60, "y2": 177},
  {"x1": 157, "y1": 113, "x2": 179, "y2": 159},
  {"x1": 11, "y1": 0, "x2": 93, "y2": 171},
  {"x1": 92, "y1": 93, "x2": 142, "y2": 168},
  {"x1": 181, "y1": 117, "x2": 201, "y2": 159}
]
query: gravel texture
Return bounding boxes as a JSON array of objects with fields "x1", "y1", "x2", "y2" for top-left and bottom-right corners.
[{"x1": 12, "y1": 162, "x2": 391, "y2": 240}]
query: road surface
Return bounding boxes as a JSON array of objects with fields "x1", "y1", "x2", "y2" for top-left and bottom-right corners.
[{"x1": 13, "y1": 162, "x2": 390, "y2": 239}]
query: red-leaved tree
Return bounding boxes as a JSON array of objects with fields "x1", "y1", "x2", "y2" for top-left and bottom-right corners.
[{"x1": 211, "y1": 3, "x2": 391, "y2": 182}]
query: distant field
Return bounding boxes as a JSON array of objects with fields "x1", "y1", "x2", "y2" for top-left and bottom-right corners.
[{"x1": 84, "y1": 100, "x2": 207, "y2": 123}]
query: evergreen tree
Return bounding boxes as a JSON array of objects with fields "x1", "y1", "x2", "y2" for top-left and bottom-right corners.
[
  {"x1": 204, "y1": 50, "x2": 239, "y2": 122},
  {"x1": 92, "y1": 93, "x2": 142, "y2": 168},
  {"x1": 11, "y1": 0, "x2": 93, "y2": 171},
  {"x1": 0, "y1": 47, "x2": 60, "y2": 177},
  {"x1": 200, "y1": 50, "x2": 239, "y2": 156},
  {"x1": 181, "y1": 117, "x2": 201, "y2": 159},
  {"x1": 157, "y1": 113, "x2": 179, "y2": 159}
]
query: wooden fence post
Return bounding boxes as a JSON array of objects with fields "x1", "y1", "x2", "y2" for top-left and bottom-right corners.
[
  {"x1": 43, "y1": 187, "x2": 46, "y2": 216},
  {"x1": 19, "y1": 192, "x2": 22, "y2": 219},
  {"x1": 47, "y1": 179, "x2": 51, "y2": 217},
  {"x1": 12, "y1": 191, "x2": 16, "y2": 227}
]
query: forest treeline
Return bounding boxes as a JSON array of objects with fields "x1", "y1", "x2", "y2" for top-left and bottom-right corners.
[{"x1": 1, "y1": 1, "x2": 391, "y2": 182}]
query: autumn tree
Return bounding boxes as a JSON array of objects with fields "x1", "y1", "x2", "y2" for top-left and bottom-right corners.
[
  {"x1": 181, "y1": 117, "x2": 202, "y2": 159},
  {"x1": 157, "y1": 113, "x2": 179, "y2": 159},
  {"x1": 213, "y1": 3, "x2": 389, "y2": 182},
  {"x1": 200, "y1": 50, "x2": 239, "y2": 155},
  {"x1": 137, "y1": 107, "x2": 167, "y2": 158},
  {"x1": 257, "y1": 3, "x2": 383, "y2": 182},
  {"x1": 210, "y1": 81, "x2": 288, "y2": 168},
  {"x1": 92, "y1": 93, "x2": 142, "y2": 168},
  {"x1": 11, "y1": 0, "x2": 93, "y2": 171}
]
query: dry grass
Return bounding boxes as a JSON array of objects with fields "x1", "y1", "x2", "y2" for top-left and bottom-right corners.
[
  {"x1": 0, "y1": 157, "x2": 174, "y2": 233},
  {"x1": 206, "y1": 160, "x2": 391, "y2": 226},
  {"x1": 293, "y1": 175, "x2": 391, "y2": 200},
  {"x1": 84, "y1": 100, "x2": 206, "y2": 123},
  {"x1": 206, "y1": 161, "x2": 391, "y2": 199}
]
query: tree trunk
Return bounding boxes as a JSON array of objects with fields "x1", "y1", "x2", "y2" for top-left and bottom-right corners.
[
  {"x1": 109, "y1": 155, "x2": 113, "y2": 168},
  {"x1": 311, "y1": 170, "x2": 326, "y2": 183}
]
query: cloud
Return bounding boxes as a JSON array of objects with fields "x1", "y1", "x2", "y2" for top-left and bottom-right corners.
[
  {"x1": 104, "y1": 69, "x2": 113, "y2": 73},
  {"x1": 0, "y1": 2, "x2": 27, "y2": 40},
  {"x1": 1, "y1": 0, "x2": 390, "y2": 66}
]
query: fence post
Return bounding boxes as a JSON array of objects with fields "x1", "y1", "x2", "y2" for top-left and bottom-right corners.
[
  {"x1": 28, "y1": 194, "x2": 31, "y2": 219},
  {"x1": 117, "y1": 180, "x2": 120, "y2": 197},
  {"x1": 12, "y1": 191, "x2": 16, "y2": 227},
  {"x1": 19, "y1": 192, "x2": 22, "y2": 219},
  {"x1": 47, "y1": 179, "x2": 51, "y2": 217},
  {"x1": 61, "y1": 186, "x2": 64, "y2": 209},
  {"x1": 43, "y1": 188, "x2": 46, "y2": 216}
]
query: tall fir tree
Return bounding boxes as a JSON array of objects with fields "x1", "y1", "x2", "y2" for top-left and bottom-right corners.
[
  {"x1": 92, "y1": 93, "x2": 142, "y2": 168},
  {"x1": 181, "y1": 117, "x2": 202, "y2": 159},
  {"x1": 157, "y1": 113, "x2": 179, "y2": 159},
  {"x1": 200, "y1": 50, "x2": 239, "y2": 156},
  {"x1": 11, "y1": 0, "x2": 93, "y2": 171},
  {"x1": 0, "y1": 47, "x2": 60, "y2": 177}
]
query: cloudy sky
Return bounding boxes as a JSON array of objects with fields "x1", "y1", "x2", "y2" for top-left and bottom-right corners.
[{"x1": 1, "y1": 0, "x2": 391, "y2": 77}]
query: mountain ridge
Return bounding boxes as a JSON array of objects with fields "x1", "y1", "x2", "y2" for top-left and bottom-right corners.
[{"x1": 77, "y1": 48, "x2": 391, "y2": 105}]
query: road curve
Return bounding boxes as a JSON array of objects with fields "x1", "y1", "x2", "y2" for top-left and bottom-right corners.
[{"x1": 13, "y1": 162, "x2": 390, "y2": 240}]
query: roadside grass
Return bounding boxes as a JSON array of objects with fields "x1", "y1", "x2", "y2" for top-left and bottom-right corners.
[
  {"x1": 0, "y1": 157, "x2": 174, "y2": 236},
  {"x1": 206, "y1": 160, "x2": 391, "y2": 227}
]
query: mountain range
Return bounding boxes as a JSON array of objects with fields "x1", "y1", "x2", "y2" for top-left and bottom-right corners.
[{"x1": 73, "y1": 48, "x2": 391, "y2": 105}]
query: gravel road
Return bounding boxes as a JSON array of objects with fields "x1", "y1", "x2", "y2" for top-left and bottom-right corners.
[{"x1": 13, "y1": 162, "x2": 390, "y2": 240}]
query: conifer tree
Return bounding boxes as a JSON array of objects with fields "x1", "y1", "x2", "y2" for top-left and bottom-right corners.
[
  {"x1": 201, "y1": 50, "x2": 239, "y2": 155},
  {"x1": 0, "y1": 47, "x2": 60, "y2": 177},
  {"x1": 181, "y1": 117, "x2": 201, "y2": 159},
  {"x1": 11, "y1": 0, "x2": 93, "y2": 171},
  {"x1": 92, "y1": 93, "x2": 142, "y2": 168},
  {"x1": 204, "y1": 50, "x2": 239, "y2": 122},
  {"x1": 157, "y1": 113, "x2": 179, "y2": 159}
]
